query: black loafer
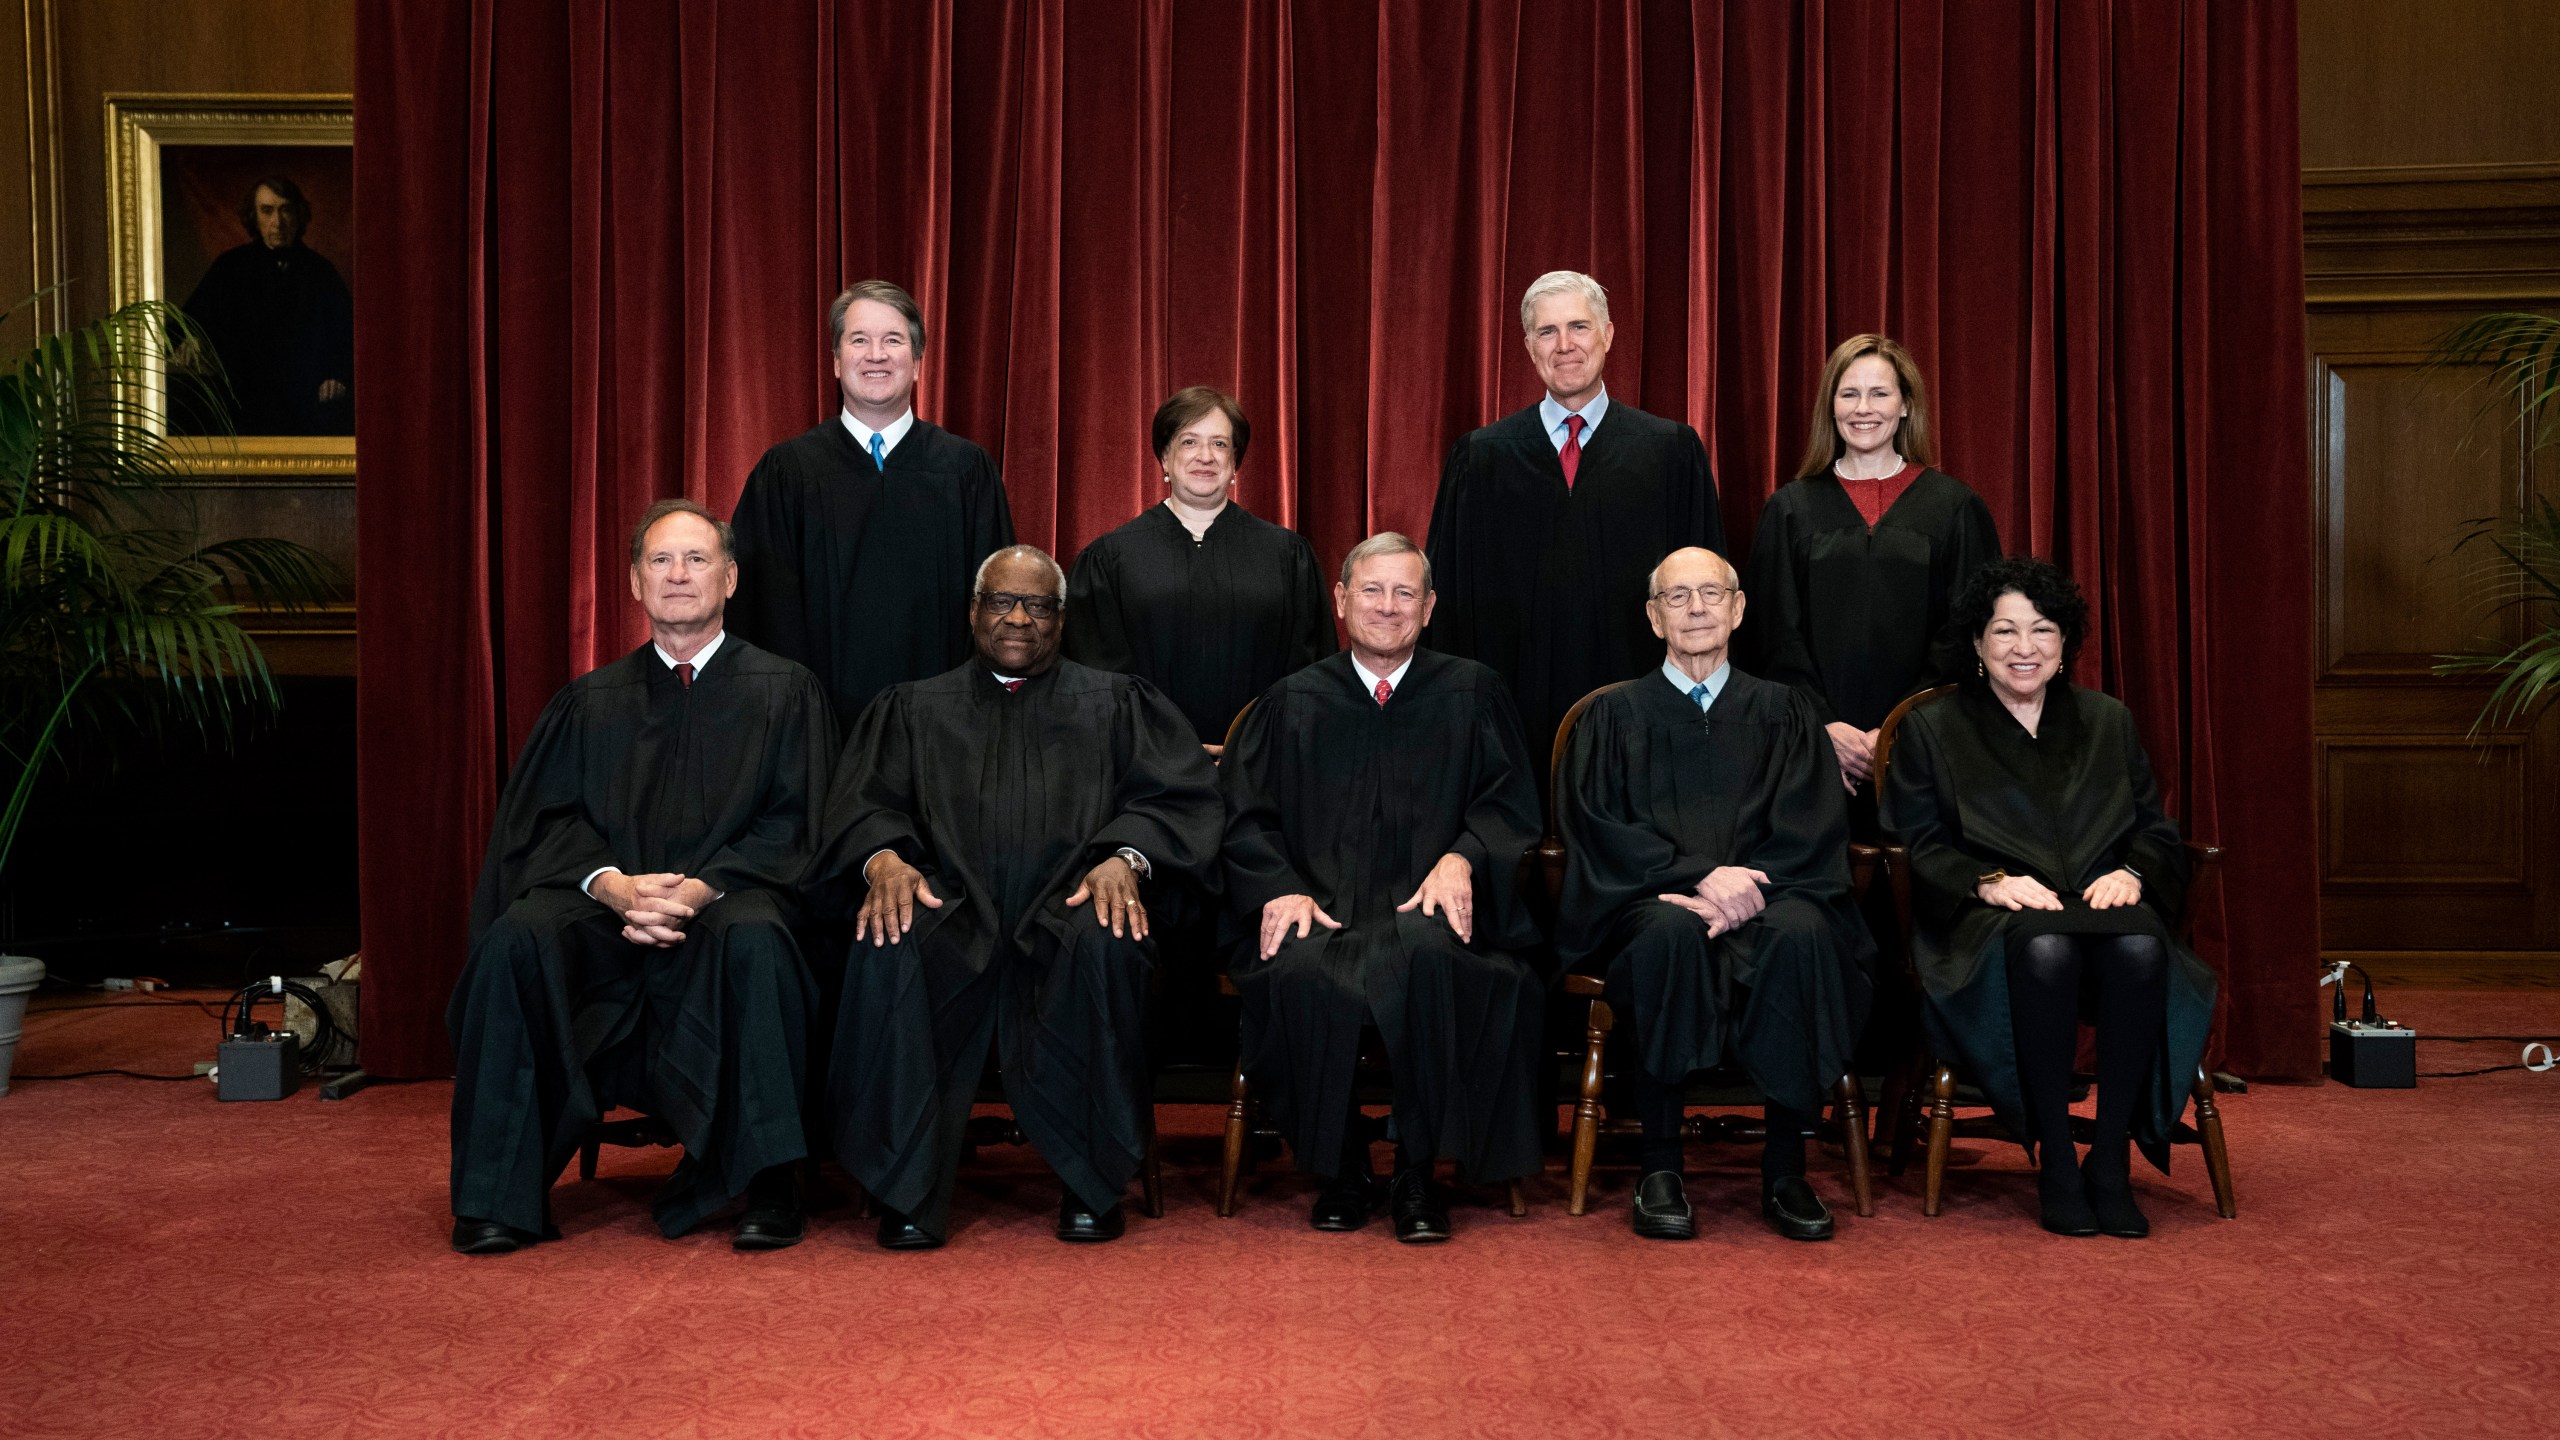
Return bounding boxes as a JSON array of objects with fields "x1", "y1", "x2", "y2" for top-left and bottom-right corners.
[
  {"x1": 1631, "y1": 1170, "x2": 1697, "y2": 1241},
  {"x1": 450, "y1": 1217, "x2": 532, "y2": 1255},
  {"x1": 1389, "y1": 1167, "x2": 1451, "y2": 1244},
  {"x1": 875, "y1": 1209, "x2": 943, "y2": 1251},
  {"x1": 1760, "y1": 1176, "x2": 1836, "y2": 1241},
  {"x1": 2037, "y1": 1172, "x2": 2100, "y2": 1237},
  {"x1": 733, "y1": 1166, "x2": 806, "y2": 1251},
  {"x1": 2084, "y1": 1172, "x2": 2151, "y2": 1239},
  {"x1": 1311, "y1": 1169, "x2": 1382, "y2": 1232},
  {"x1": 1056, "y1": 1195, "x2": 1127, "y2": 1243}
]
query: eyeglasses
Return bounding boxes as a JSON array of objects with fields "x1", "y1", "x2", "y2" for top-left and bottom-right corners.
[
  {"x1": 1650, "y1": 584, "x2": 1733, "y2": 609},
  {"x1": 975, "y1": 591, "x2": 1062, "y2": 620}
]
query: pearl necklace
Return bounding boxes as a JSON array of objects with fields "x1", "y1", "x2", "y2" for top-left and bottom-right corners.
[{"x1": 1834, "y1": 450, "x2": 1904, "y2": 482}]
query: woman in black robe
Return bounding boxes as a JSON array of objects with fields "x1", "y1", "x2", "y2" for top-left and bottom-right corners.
[
  {"x1": 1744, "y1": 334, "x2": 2000, "y2": 812},
  {"x1": 1879, "y1": 557, "x2": 2217, "y2": 1239},
  {"x1": 1065, "y1": 386, "x2": 1333, "y2": 749}
]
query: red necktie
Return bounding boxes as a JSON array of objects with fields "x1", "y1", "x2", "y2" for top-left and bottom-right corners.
[
  {"x1": 675, "y1": 662, "x2": 694, "y2": 689},
  {"x1": 1560, "y1": 413, "x2": 1585, "y2": 489},
  {"x1": 1003, "y1": 678, "x2": 1024, "y2": 693},
  {"x1": 1374, "y1": 678, "x2": 1392, "y2": 705}
]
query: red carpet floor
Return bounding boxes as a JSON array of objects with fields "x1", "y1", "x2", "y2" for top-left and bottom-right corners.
[{"x1": 3, "y1": 989, "x2": 2556, "y2": 1439}]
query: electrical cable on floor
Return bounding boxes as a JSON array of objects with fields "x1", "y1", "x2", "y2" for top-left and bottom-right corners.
[
  {"x1": 2417, "y1": 1039, "x2": 2556, "y2": 1080},
  {"x1": 12, "y1": 1069, "x2": 199, "y2": 1082}
]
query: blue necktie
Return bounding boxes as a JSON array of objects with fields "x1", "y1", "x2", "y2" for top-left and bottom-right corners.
[
  {"x1": 1690, "y1": 682, "x2": 1711, "y2": 712},
  {"x1": 869, "y1": 433, "x2": 886, "y2": 470}
]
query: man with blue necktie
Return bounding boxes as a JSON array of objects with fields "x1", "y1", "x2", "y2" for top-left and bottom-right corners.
[
  {"x1": 730, "y1": 280, "x2": 1016, "y2": 728},
  {"x1": 1552, "y1": 547, "x2": 1875, "y2": 1242}
]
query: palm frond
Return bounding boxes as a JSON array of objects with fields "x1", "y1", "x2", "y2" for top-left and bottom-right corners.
[{"x1": 2430, "y1": 311, "x2": 2560, "y2": 447}]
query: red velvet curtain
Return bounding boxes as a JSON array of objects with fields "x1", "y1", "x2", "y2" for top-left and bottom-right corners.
[{"x1": 356, "y1": 0, "x2": 2316, "y2": 1079}]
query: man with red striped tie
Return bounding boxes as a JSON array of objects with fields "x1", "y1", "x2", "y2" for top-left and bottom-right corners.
[{"x1": 1220, "y1": 533, "x2": 1545, "y2": 1244}]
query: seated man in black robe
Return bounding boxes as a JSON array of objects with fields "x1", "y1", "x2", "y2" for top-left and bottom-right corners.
[
  {"x1": 1555, "y1": 546, "x2": 1875, "y2": 1241},
  {"x1": 1222, "y1": 532, "x2": 1545, "y2": 1244},
  {"x1": 817, "y1": 545, "x2": 1221, "y2": 1248},
  {"x1": 449, "y1": 500, "x2": 836, "y2": 1255}
]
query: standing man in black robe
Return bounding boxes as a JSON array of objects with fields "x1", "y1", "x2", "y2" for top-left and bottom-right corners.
[
  {"x1": 1222, "y1": 532, "x2": 1545, "y2": 1244},
  {"x1": 816, "y1": 546, "x2": 1222, "y2": 1249},
  {"x1": 1424, "y1": 269, "x2": 1724, "y2": 765},
  {"x1": 1556, "y1": 546, "x2": 1874, "y2": 1242},
  {"x1": 448, "y1": 500, "x2": 836, "y2": 1255},
  {"x1": 729, "y1": 279, "x2": 1016, "y2": 726}
]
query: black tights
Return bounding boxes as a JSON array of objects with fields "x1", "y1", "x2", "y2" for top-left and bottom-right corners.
[{"x1": 2006, "y1": 932, "x2": 2168, "y2": 1181}]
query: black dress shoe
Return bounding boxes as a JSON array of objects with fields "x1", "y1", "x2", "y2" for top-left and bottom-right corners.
[
  {"x1": 1056, "y1": 1195, "x2": 1127, "y2": 1243},
  {"x1": 2037, "y1": 1170, "x2": 2100, "y2": 1237},
  {"x1": 450, "y1": 1217, "x2": 533, "y2": 1255},
  {"x1": 875, "y1": 1209, "x2": 943, "y2": 1251},
  {"x1": 2083, "y1": 1169, "x2": 2151, "y2": 1239},
  {"x1": 1389, "y1": 1167, "x2": 1451, "y2": 1244},
  {"x1": 1760, "y1": 1176, "x2": 1836, "y2": 1241},
  {"x1": 1631, "y1": 1170, "x2": 1697, "y2": 1241},
  {"x1": 1310, "y1": 1168, "x2": 1382, "y2": 1232},
  {"x1": 733, "y1": 1165, "x2": 806, "y2": 1251}
]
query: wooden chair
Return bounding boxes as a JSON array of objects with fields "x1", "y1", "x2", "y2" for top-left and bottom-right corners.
[
  {"x1": 1862, "y1": 684, "x2": 2236, "y2": 1220},
  {"x1": 1541, "y1": 682, "x2": 1876, "y2": 1219},
  {"x1": 1211, "y1": 696, "x2": 1527, "y2": 1219}
]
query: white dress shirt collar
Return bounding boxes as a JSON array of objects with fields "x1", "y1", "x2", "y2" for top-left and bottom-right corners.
[
  {"x1": 1663, "y1": 656, "x2": 1729, "y2": 710},
  {"x1": 1351, "y1": 652, "x2": 1416, "y2": 699},
  {"x1": 654, "y1": 627, "x2": 727, "y2": 676},
  {"x1": 1538, "y1": 385, "x2": 1611, "y2": 452},
  {"x1": 840, "y1": 407, "x2": 917, "y2": 461}
]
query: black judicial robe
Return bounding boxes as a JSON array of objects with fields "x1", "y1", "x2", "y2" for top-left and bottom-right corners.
[
  {"x1": 815, "y1": 660, "x2": 1221, "y2": 1238},
  {"x1": 1423, "y1": 402, "x2": 1724, "y2": 759},
  {"x1": 1879, "y1": 683, "x2": 2218, "y2": 1172},
  {"x1": 1555, "y1": 668, "x2": 1874, "y2": 1115},
  {"x1": 448, "y1": 639, "x2": 834, "y2": 1239},
  {"x1": 1220, "y1": 650, "x2": 1545, "y2": 1183},
  {"x1": 1064, "y1": 502, "x2": 1335, "y2": 744},
  {"x1": 729, "y1": 419, "x2": 1016, "y2": 724},
  {"x1": 1741, "y1": 468, "x2": 2000, "y2": 732},
  {"x1": 177, "y1": 241, "x2": 355, "y2": 436}
]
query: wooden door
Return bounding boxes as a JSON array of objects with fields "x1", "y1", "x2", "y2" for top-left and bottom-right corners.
[{"x1": 2307, "y1": 166, "x2": 2560, "y2": 984}]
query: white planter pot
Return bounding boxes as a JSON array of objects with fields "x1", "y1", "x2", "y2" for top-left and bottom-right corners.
[{"x1": 0, "y1": 954, "x2": 45, "y2": 1096}]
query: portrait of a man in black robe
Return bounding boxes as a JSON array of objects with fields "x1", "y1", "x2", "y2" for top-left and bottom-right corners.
[
  {"x1": 814, "y1": 545, "x2": 1222, "y2": 1248},
  {"x1": 447, "y1": 499, "x2": 836, "y2": 1256},
  {"x1": 175, "y1": 174, "x2": 354, "y2": 436}
]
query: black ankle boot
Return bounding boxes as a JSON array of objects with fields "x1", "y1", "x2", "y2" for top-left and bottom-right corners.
[
  {"x1": 2036, "y1": 1152, "x2": 2098, "y2": 1237},
  {"x1": 2081, "y1": 1145, "x2": 2149, "y2": 1239}
]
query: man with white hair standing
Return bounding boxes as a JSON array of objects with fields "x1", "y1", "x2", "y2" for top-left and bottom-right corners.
[
  {"x1": 811, "y1": 545, "x2": 1222, "y2": 1249},
  {"x1": 1424, "y1": 270, "x2": 1724, "y2": 768}
]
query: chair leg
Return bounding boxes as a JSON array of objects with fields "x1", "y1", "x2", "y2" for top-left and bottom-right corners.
[
  {"x1": 1835, "y1": 1075, "x2": 1874, "y2": 1218},
  {"x1": 1507, "y1": 1180, "x2": 1527, "y2": 1218},
  {"x1": 1217, "y1": 1060, "x2": 1250, "y2": 1218},
  {"x1": 1922, "y1": 1063, "x2": 1958, "y2": 1217},
  {"x1": 1568, "y1": 998, "x2": 1613, "y2": 1217},
  {"x1": 578, "y1": 1135, "x2": 600, "y2": 1182},
  {"x1": 1141, "y1": 1108, "x2": 1166, "y2": 1220},
  {"x1": 2192, "y1": 1067, "x2": 2236, "y2": 1219}
]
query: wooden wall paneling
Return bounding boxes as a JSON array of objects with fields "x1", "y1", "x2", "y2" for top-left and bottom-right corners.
[
  {"x1": 2, "y1": 0, "x2": 68, "y2": 359},
  {"x1": 2299, "y1": 0, "x2": 2560, "y2": 171}
]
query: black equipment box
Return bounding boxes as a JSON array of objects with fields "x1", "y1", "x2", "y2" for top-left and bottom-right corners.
[
  {"x1": 218, "y1": 1033, "x2": 302, "y2": 1101},
  {"x1": 2329, "y1": 1020, "x2": 2416, "y2": 1088}
]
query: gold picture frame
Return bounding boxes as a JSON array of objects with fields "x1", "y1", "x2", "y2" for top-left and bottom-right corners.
[{"x1": 104, "y1": 93, "x2": 355, "y2": 479}]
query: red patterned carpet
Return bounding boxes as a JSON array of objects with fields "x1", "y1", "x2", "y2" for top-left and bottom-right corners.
[{"x1": 3, "y1": 990, "x2": 2556, "y2": 1439}]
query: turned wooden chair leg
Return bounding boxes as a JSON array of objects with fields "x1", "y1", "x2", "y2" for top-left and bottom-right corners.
[
  {"x1": 578, "y1": 1135, "x2": 600, "y2": 1182},
  {"x1": 1507, "y1": 1180, "x2": 1527, "y2": 1217},
  {"x1": 1217, "y1": 1060, "x2": 1251, "y2": 1218},
  {"x1": 1568, "y1": 998, "x2": 1613, "y2": 1217},
  {"x1": 1922, "y1": 1063, "x2": 1958, "y2": 1217},
  {"x1": 1141, "y1": 1108, "x2": 1166, "y2": 1220},
  {"x1": 1835, "y1": 1074, "x2": 1874, "y2": 1218},
  {"x1": 2192, "y1": 1067, "x2": 2236, "y2": 1219}
]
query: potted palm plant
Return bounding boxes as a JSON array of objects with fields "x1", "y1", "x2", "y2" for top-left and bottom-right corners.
[
  {"x1": 2433, "y1": 312, "x2": 2560, "y2": 735},
  {"x1": 0, "y1": 295, "x2": 336, "y2": 1092}
]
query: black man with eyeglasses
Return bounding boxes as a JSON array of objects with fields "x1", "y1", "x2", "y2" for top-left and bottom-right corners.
[{"x1": 811, "y1": 545, "x2": 1222, "y2": 1249}]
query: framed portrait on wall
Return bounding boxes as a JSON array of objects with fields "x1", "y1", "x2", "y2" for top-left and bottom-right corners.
[{"x1": 105, "y1": 94, "x2": 355, "y2": 478}]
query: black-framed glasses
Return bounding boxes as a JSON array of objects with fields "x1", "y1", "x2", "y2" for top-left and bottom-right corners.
[
  {"x1": 976, "y1": 591, "x2": 1062, "y2": 620},
  {"x1": 1650, "y1": 584, "x2": 1733, "y2": 609}
]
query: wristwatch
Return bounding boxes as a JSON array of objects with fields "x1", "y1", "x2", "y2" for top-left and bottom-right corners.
[
  {"x1": 1976, "y1": 868, "x2": 2007, "y2": 887},
  {"x1": 1113, "y1": 846, "x2": 1152, "y2": 881}
]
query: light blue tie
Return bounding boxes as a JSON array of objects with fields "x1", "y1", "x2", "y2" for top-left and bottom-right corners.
[
  {"x1": 869, "y1": 433, "x2": 886, "y2": 470},
  {"x1": 1690, "y1": 682, "x2": 1711, "y2": 713}
]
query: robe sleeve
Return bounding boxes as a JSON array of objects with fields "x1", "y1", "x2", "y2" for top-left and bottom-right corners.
[
  {"x1": 2114, "y1": 718, "x2": 2193, "y2": 925},
  {"x1": 1921, "y1": 485, "x2": 2003, "y2": 689},
  {"x1": 967, "y1": 447, "x2": 1019, "y2": 562},
  {"x1": 1877, "y1": 706, "x2": 2006, "y2": 928},
  {"x1": 1554, "y1": 694, "x2": 1707, "y2": 967},
  {"x1": 690, "y1": 672, "x2": 838, "y2": 904},
  {"x1": 1452, "y1": 666, "x2": 1544, "y2": 953},
  {"x1": 728, "y1": 450, "x2": 808, "y2": 663},
  {"x1": 1674, "y1": 423, "x2": 1728, "y2": 559},
  {"x1": 1749, "y1": 690, "x2": 1859, "y2": 907},
  {"x1": 468, "y1": 686, "x2": 613, "y2": 938},
  {"x1": 1086, "y1": 678, "x2": 1224, "y2": 892},
  {"x1": 1218, "y1": 689, "x2": 1318, "y2": 915},
  {"x1": 1288, "y1": 536, "x2": 1336, "y2": 668},
  {"x1": 1739, "y1": 491, "x2": 1837, "y2": 725},
  {"x1": 804, "y1": 685, "x2": 932, "y2": 916},
  {"x1": 1063, "y1": 536, "x2": 1135, "y2": 673},
  {"x1": 1419, "y1": 437, "x2": 1479, "y2": 658}
]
